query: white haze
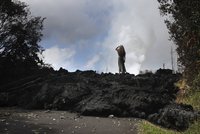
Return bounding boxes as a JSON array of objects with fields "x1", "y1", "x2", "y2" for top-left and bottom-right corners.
[
  {"x1": 101, "y1": 0, "x2": 173, "y2": 74},
  {"x1": 21, "y1": 0, "x2": 174, "y2": 74}
]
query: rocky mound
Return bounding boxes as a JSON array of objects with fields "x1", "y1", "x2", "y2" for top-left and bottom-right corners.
[{"x1": 0, "y1": 68, "x2": 198, "y2": 130}]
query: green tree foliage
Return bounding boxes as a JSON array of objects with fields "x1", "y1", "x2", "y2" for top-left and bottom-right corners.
[
  {"x1": 0, "y1": 0, "x2": 45, "y2": 82},
  {"x1": 157, "y1": 0, "x2": 200, "y2": 83}
]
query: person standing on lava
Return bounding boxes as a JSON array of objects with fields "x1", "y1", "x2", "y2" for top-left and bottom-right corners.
[{"x1": 115, "y1": 45, "x2": 126, "y2": 74}]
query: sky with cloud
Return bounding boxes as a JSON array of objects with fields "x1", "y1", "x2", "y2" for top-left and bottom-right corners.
[{"x1": 21, "y1": 0, "x2": 177, "y2": 74}]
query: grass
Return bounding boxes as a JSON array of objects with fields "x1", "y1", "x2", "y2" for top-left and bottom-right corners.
[
  {"x1": 177, "y1": 90, "x2": 200, "y2": 111},
  {"x1": 138, "y1": 120, "x2": 179, "y2": 134},
  {"x1": 175, "y1": 79, "x2": 200, "y2": 111},
  {"x1": 138, "y1": 79, "x2": 200, "y2": 134},
  {"x1": 138, "y1": 120, "x2": 200, "y2": 134}
]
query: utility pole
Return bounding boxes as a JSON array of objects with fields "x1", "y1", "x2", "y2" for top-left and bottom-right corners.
[
  {"x1": 163, "y1": 63, "x2": 165, "y2": 69},
  {"x1": 171, "y1": 46, "x2": 174, "y2": 73}
]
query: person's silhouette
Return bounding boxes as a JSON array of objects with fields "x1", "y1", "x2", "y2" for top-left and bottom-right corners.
[{"x1": 115, "y1": 45, "x2": 126, "y2": 74}]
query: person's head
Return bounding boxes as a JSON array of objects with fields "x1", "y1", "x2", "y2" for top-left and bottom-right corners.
[{"x1": 116, "y1": 45, "x2": 125, "y2": 57}]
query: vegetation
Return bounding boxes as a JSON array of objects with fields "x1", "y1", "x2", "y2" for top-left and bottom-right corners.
[
  {"x1": 139, "y1": 119, "x2": 200, "y2": 134},
  {"x1": 138, "y1": 0, "x2": 200, "y2": 133},
  {"x1": 157, "y1": 0, "x2": 200, "y2": 84},
  {"x1": 0, "y1": 0, "x2": 45, "y2": 84},
  {"x1": 139, "y1": 85, "x2": 200, "y2": 134},
  {"x1": 178, "y1": 74, "x2": 200, "y2": 111},
  {"x1": 139, "y1": 76, "x2": 200, "y2": 134}
]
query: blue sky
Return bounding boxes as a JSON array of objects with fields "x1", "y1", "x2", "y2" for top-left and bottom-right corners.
[{"x1": 21, "y1": 0, "x2": 177, "y2": 74}]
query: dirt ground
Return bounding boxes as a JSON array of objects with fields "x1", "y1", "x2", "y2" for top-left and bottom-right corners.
[{"x1": 0, "y1": 107, "x2": 139, "y2": 134}]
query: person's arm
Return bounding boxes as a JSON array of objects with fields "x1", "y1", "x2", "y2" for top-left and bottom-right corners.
[{"x1": 115, "y1": 46, "x2": 120, "y2": 51}]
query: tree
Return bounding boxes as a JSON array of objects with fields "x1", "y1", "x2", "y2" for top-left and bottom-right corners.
[
  {"x1": 157, "y1": 0, "x2": 200, "y2": 83},
  {"x1": 0, "y1": 0, "x2": 45, "y2": 82}
]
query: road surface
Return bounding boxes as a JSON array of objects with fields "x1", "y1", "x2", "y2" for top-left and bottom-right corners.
[{"x1": 0, "y1": 108, "x2": 139, "y2": 134}]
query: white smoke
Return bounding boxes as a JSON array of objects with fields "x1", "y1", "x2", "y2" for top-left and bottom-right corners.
[
  {"x1": 42, "y1": 46, "x2": 76, "y2": 70},
  {"x1": 84, "y1": 55, "x2": 100, "y2": 70},
  {"x1": 21, "y1": 0, "x2": 172, "y2": 74},
  {"x1": 101, "y1": 0, "x2": 166, "y2": 74}
]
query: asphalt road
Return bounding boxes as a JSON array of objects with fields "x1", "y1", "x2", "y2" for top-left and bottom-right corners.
[{"x1": 0, "y1": 108, "x2": 139, "y2": 134}]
